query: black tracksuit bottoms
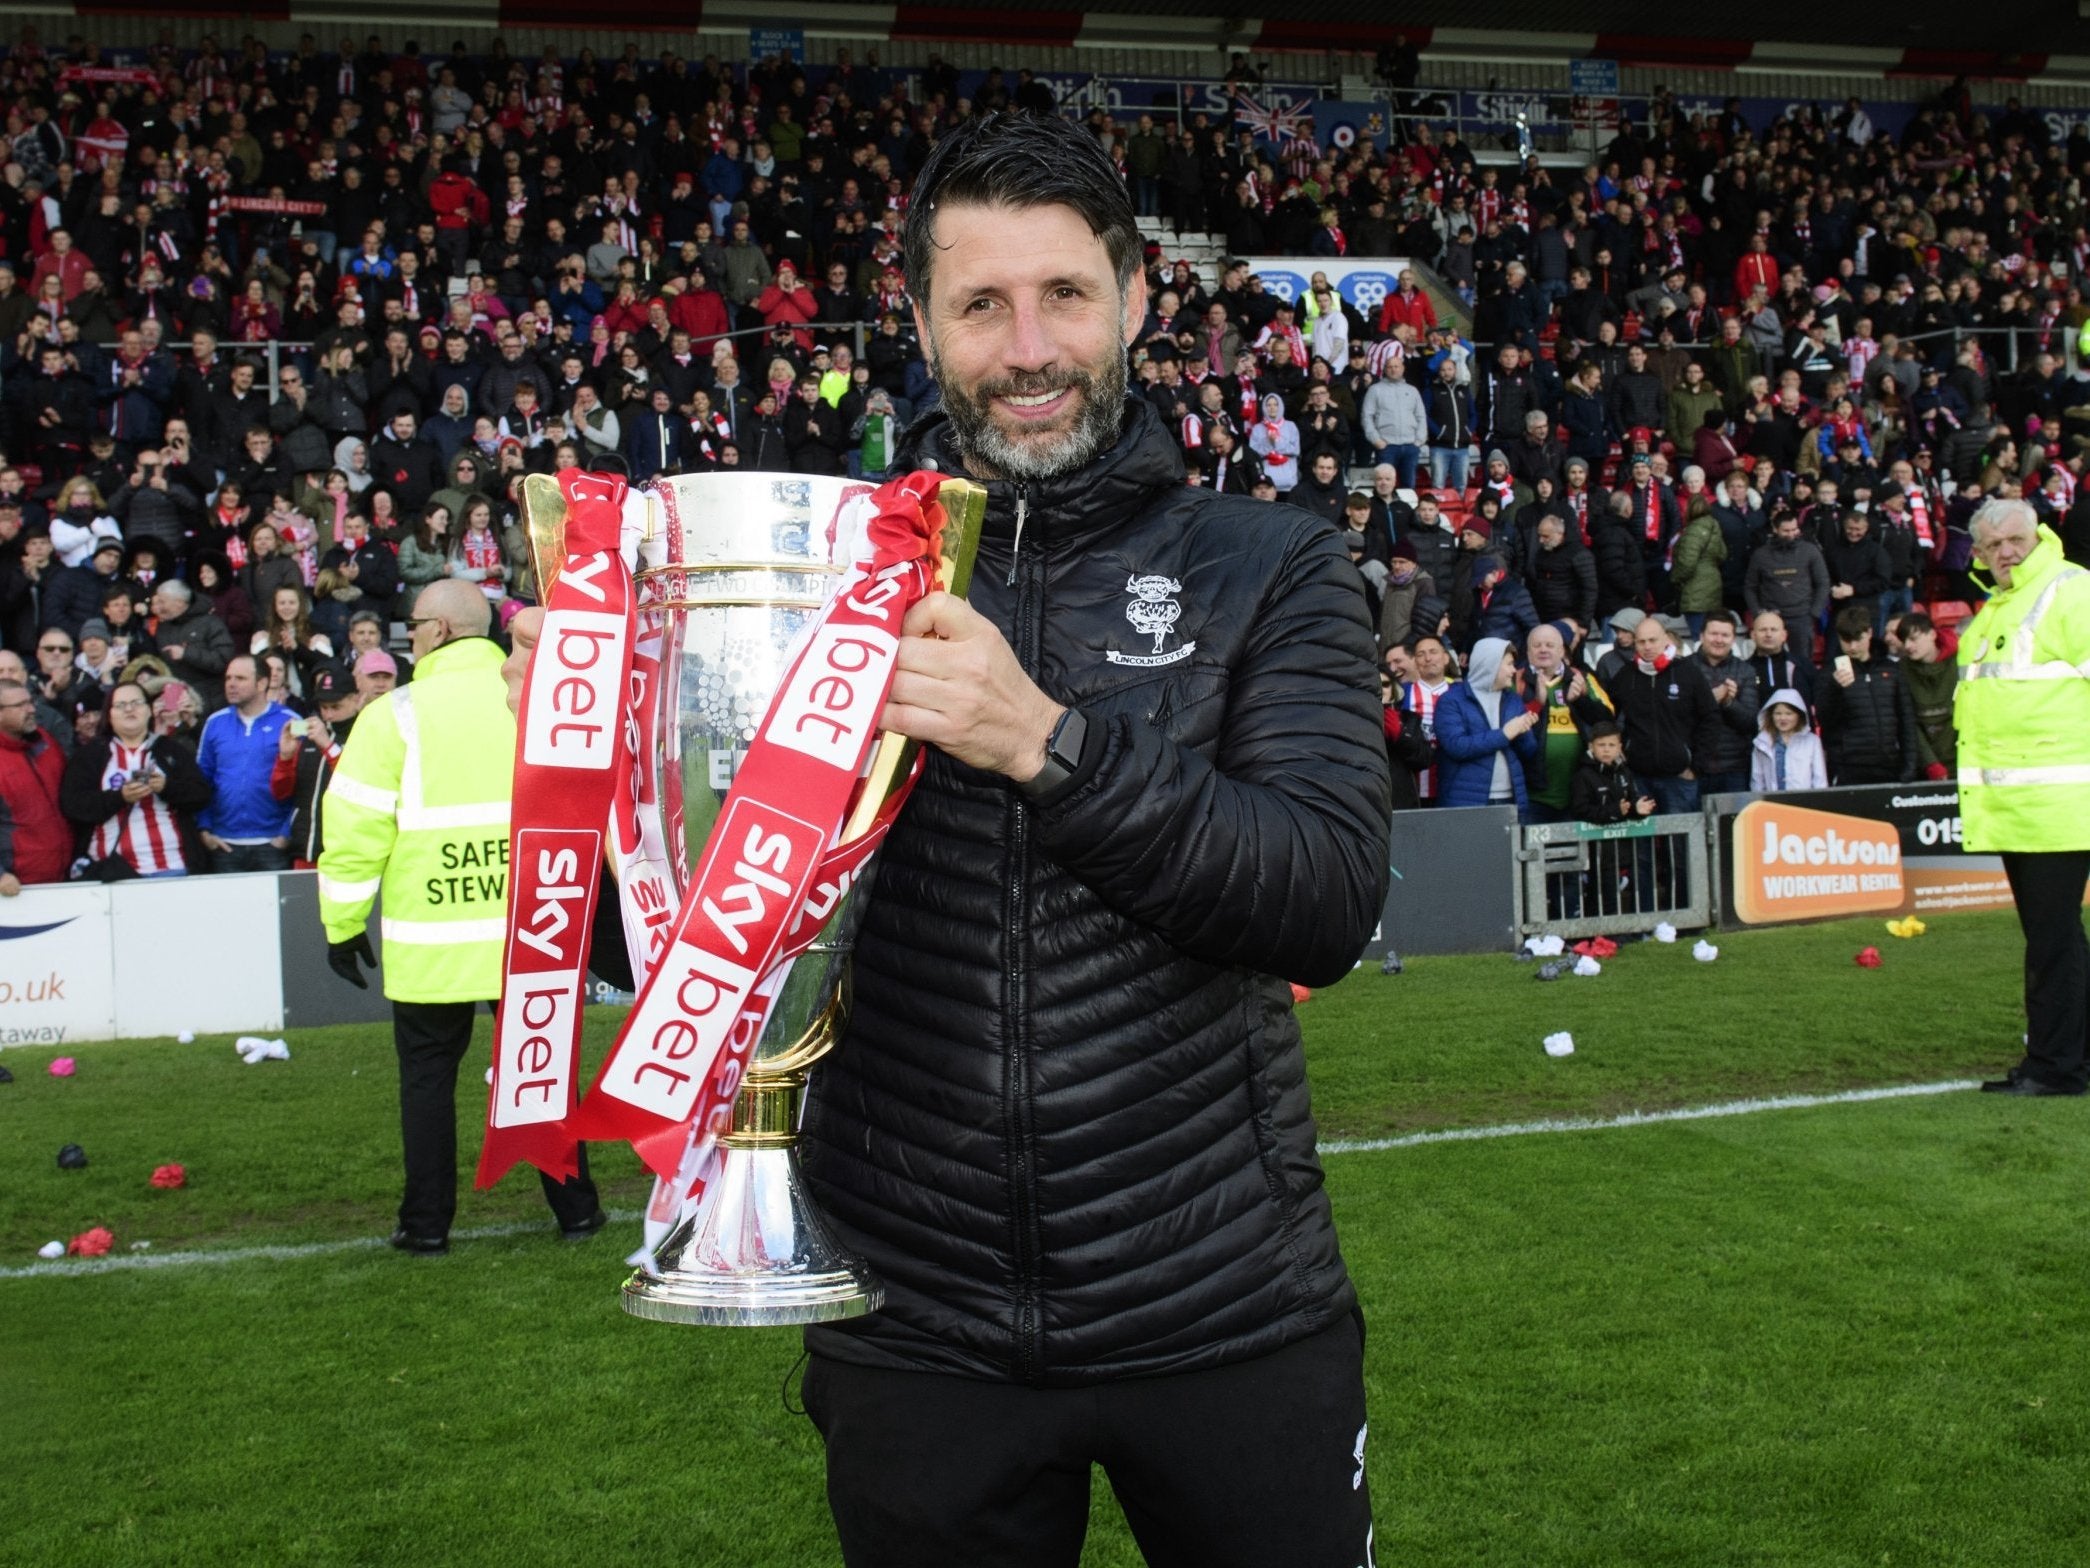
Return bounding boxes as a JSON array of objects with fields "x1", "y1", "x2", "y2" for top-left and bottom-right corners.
[
  {"x1": 392, "y1": 999, "x2": 601, "y2": 1240},
  {"x1": 803, "y1": 1310, "x2": 1376, "y2": 1568},
  {"x1": 2002, "y1": 851, "x2": 2090, "y2": 1091}
]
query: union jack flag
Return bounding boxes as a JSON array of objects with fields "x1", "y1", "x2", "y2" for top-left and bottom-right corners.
[{"x1": 1232, "y1": 89, "x2": 1313, "y2": 147}]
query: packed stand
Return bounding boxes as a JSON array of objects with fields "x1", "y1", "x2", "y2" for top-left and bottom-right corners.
[{"x1": 0, "y1": 34, "x2": 2080, "y2": 891}]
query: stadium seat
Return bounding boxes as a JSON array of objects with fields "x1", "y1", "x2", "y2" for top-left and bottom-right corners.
[{"x1": 1925, "y1": 600, "x2": 1974, "y2": 632}]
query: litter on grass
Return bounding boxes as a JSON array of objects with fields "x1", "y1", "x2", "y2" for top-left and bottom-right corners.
[
  {"x1": 235, "y1": 1037, "x2": 289, "y2": 1064},
  {"x1": 67, "y1": 1228, "x2": 114, "y2": 1257},
  {"x1": 1653, "y1": 922, "x2": 1678, "y2": 943},
  {"x1": 1693, "y1": 939, "x2": 1720, "y2": 962},
  {"x1": 48, "y1": 1057, "x2": 75, "y2": 1077},
  {"x1": 1573, "y1": 956, "x2": 1602, "y2": 977},
  {"x1": 36, "y1": 1241, "x2": 62, "y2": 1259},
  {"x1": 1523, "y1": 935, "x2": 1565, "y2": 958},
  {"x1": 1543, "y1": 1032, "x2": 1575, "y2": 1058},
  {"x1": 1855, "y1": 947, "x2": 1883, "y2": 969}
]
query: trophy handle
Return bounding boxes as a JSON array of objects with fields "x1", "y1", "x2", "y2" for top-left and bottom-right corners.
[{"x1": 838, "y1": 477, "x2": 989, "y2": 842}]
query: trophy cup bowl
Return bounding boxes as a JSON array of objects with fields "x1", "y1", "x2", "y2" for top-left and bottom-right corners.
[{"x1": 523, "y1": 470, "x2": 984, "y2": 1326}]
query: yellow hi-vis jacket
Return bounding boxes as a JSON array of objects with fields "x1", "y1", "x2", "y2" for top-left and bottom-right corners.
[
  {"x1": 317, "y1": 637, "x2": 515, "y2": 1002},
  {"x1": 1954, "y1": 524, "x2": 2090, "y2": 853}
]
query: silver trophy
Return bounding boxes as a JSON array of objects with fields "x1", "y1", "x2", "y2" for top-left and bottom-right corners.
[{"x1": 521, "y1": 470, "x2": 985, "y2": 1326}]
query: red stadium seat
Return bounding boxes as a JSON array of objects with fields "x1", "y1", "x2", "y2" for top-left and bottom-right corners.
[{"x1": 1925, "y1": 600, "x2": 1974, "y2": 632}]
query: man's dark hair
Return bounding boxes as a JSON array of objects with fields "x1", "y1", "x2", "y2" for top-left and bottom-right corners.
[
  {"x1": 1895, "y1": 610, "x2": 1936, "y2": 640},
  {"x1": 1587, "y1": 720, "x2": 1622, "y2": 743},
  {"x1": 1834, "y1": 604, "x2": 1873, "y2": 642},
  {"x1": 1702, "y1": 609, "x2": 1738, "y2": 633},
  {"x1": 903, "y1": 111, "x2": 1140, "y2": 308}
]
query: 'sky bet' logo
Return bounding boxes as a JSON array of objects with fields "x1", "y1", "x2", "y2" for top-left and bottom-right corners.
[
  {"x1": 596, "y1": 798, "x2": 824, "y2": 1122},
  {"x1": 494, "y1": 828, "x2": 599, "y2": 1127}
]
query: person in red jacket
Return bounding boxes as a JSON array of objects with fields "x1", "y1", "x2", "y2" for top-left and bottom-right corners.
[
  {"x1": 755, "y1": 260, "x2": 820, "y2": 353},
  {"x1": 0, "y1": 679, "x2": 70, "y2": 889},
  {"x1": 664, "y1": 270, "x2": 732, "y2": 356},
  {"x1": 426, "y1": 159, "x2": 490, "y2": 279},
  {"x1": 1732, "y1": 232, "x2": 1780, "y2": 307},
  {"x1": 1376, "y1": 266, "x2": 1438, "y2": 338},
  {"x1": 29, "y1": 227, "x2": 92, "y2": 305}
]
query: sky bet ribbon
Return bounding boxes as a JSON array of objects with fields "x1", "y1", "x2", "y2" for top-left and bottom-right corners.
[
  {"x1": 478, "y1": 470, "x2": 636, "y2": 1189},
  {"x1": 567, "y1": 472, "x2": 948, "y2": 1178}
]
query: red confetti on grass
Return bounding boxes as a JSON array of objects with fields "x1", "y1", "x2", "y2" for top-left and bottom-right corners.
[
  {"x1": 67, "y1": 1227, "x2": 113, "y2": 1257},
  {"x1": 150, "y1": 1164, "x2": 187, "y2": 1190}
]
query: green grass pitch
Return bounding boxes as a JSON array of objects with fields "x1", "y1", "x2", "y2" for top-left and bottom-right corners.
[{"x1": 3, "y1": 910, "x2": 2087, "y2": 1565}]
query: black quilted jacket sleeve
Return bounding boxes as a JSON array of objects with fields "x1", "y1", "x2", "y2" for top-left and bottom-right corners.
[{"x1": 1030, "y1": 519, "x2": 1393, "y2": 988}]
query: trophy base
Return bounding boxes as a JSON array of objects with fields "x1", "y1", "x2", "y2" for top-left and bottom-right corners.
[{"x1": 621, "y1": 1138, "x2": 884, "y2": 1327}]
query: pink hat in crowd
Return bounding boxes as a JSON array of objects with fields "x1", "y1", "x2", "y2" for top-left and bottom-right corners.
[{"x1": 355, "y1": 650, "x2": 398, "y2": 676}]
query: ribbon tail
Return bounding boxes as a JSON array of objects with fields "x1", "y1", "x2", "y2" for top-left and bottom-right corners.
[{"x1": 475, "y1": 1123, "x2": 581, "y2": 1190}]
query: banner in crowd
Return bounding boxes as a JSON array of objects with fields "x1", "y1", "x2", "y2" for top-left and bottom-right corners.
[
  {"x1": 223, "y1": 196, "x2": 327, "y2": 216},
  {"x1": 1313, "y1": 101, "x2": 1392, "y2": 153},
  {"x1": 1238, "y1": 258, "x2": 1419, "y2": 321},
  {"x1": 1711, "y1": 784, "x2": 2084, "y2": 929}
]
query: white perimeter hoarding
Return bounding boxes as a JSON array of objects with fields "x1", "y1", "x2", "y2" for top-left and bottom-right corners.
[{"x1": 0, "y1": 873, "x2": 285, "y2": 1047}]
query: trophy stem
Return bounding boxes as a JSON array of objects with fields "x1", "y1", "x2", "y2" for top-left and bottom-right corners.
[{"x1": 621, "y1": 1072, "x2": 884, "y2": 1326}]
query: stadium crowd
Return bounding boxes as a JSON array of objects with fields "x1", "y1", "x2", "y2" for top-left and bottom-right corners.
[{"x1": 0, "y1": 27, "x2": 2083, "y2": 883}]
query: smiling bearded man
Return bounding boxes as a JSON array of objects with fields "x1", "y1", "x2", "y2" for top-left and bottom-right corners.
[{"x1": 790, "y1": 110, "x2": 1394, "y2": 1567}]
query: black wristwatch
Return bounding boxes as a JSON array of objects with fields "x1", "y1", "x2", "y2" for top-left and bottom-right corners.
[{"x1": 1016, "y1": 706, "x2": 1089, "y2": 802}]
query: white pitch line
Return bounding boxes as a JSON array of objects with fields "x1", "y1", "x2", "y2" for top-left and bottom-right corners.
[
  {"x1": 3, "y1": 1082, "x2": 1987, "y2": 1281},
  {"x1": 1317, "y1": 1079, "x2": 1983, "y2": 1155},
  {"x1": 0, "y1": 1209, "x2": 646, "y2": 1281}
]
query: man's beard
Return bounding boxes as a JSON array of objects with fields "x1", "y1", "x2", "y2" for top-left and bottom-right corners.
[{"x1": 930, "y1": 343, "x2": 1127, "y2": 483}]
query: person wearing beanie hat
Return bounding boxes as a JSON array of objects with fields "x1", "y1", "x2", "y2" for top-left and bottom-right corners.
[
  {"x1": 1460, "y1": 516, "x2": 1493, "y2": 546},
  {"x1": 1377, "y1": 535, "x2": 1436, "y2": 650}
]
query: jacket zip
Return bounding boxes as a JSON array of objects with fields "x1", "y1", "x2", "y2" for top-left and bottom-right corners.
[
  {"x1": 1005, "y1": 486, "x2": 1029, "y2": 588},
  {"x1": 1003, "y1": 482, "x2": 1043, "y2": 1382}
]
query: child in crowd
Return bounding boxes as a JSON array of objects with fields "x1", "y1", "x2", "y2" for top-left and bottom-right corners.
[
  {"x1": 1751, "y1": 689, "x2": 1829, "y2": 792},
  {"x1": 1570, "y1": 721, "x2": 1652, "y2": 824},
  {"x1": 1569, "y1": 721, "x2": 1655, "y2": 916}
]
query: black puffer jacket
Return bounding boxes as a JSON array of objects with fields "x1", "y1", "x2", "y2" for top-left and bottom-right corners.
[
  {"x1": 802, "y1": 398, "x2": 1392, "y2": 1386},
  {"x1": 1527, "y1": 537, "x2": 1598, "y2": 629},
  {"x1": 1816, "y1": 656, "x2": 1916, "y2": 784}
]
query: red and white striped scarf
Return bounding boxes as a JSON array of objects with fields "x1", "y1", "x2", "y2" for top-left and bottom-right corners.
[
  {"x1": 1406, "y1": 679, "x2": 1450, "y2": 799},
  {"x1": 89, "y1": 740, "x2": 186, "y2": 875}
]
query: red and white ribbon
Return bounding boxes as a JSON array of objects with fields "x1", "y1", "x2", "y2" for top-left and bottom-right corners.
[
  {"x1": 478, "y1": 470, "x2": 637, "y2": 1188},
  {"x1": 568, "y1": 472, "x2": 948, "y2": 1178}
]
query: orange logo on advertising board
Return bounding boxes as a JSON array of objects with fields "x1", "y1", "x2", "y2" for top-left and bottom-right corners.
[{"x1": 1732, "y1": 801, "x2": 1909, "y2": 925}]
